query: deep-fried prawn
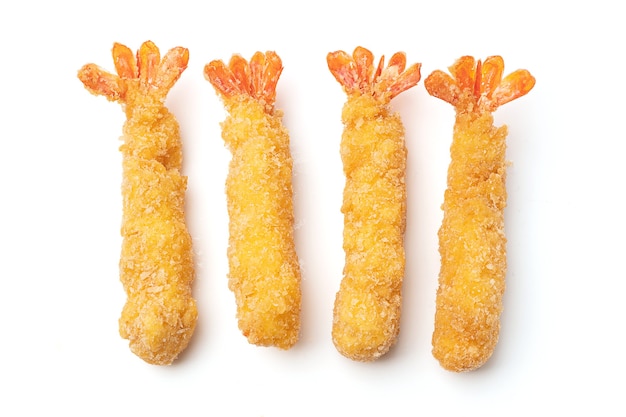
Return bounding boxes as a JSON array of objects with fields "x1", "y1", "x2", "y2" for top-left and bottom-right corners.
[
  {"x1": 204, "y1": 51, "x2": 301, "y2": 349},
  {"x1": 327, "y1": 47, "x2": 421, "y2": 361},
  {"x1": 78, "y1": 41, "x2": 197, "y2": 365},
  {"x1": 425, "y1": 55, "x2": 535, "y2": 371}
]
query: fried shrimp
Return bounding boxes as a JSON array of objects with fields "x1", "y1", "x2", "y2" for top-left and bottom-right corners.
[
  {"x1": 204, "y1": 51, "x2": 301, "y2": 349},
  {"x1": 327, "y1": 47, "x2": 421, "y2": 361},
  {"x1": 425, "y1": 56, "x2": 535, "y2": 372},
  {"x1": 78, "y1": 41, "x2": 197, "y2": 365}
]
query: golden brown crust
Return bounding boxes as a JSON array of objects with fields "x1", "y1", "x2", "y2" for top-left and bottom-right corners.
[
  {"x1": 331, "y1": 94, "x2": 408, "y2": 361},
  {"x1": 432, "y1": 112, "x2": 507, "y2": 372},
  {"x1": 222, "y1": 98, "x2": 301, "y2": 349},
  {"x1": 119, "y1": 156, "x2": 197, "y2": 365}
]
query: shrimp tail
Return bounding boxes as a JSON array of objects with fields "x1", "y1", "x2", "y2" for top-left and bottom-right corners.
[
  {"x1": 327, "y1": 46, "x2": 421, "y2": 101},
  {"x1": 425, "y1": 55, "x2": 535, "y2": 113},
  {"x1": 205, "y1": 51, "x2": 282, "y2": 110},
  {"x1": 78, "y1": 41, "x2": 189, "y2": 104}
]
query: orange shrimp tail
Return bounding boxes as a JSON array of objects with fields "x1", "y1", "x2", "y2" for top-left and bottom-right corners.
[
  {"x1": 78, "y1": 41, "x2": 189, "y2": 102},
  {"x1": 424, "y1": 55, "x2": 535, "y2": 113},
  {"x1": 78, "y1": 63, "x2": 125, "y2": 102},
  {"x1": 204, "y1": 51, "x2": 283, "y2": 107},
  {"x1": 327, "y1": 46, "x2": 421, "y2": 101}
]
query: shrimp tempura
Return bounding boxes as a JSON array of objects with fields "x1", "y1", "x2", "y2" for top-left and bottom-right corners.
[
  {"x1": 425, "y1": 56, "x2": 535, "y2": 372},
  {"x1": 78, "y1": 41, "x2": 197, "y2": 365},
  {"x1": 204, "y1": 52, "x2": 301, "y2": 349},
  {"x1": 327, "y1": 47, "x2": 421, "y2": 361}
]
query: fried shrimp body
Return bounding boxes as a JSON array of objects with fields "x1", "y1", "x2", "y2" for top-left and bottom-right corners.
[
  {"x1": 425, "y1": 56, "x2": 535, "y2": 372},
  {"x1": 78, "y1": 41, "x2": 197, "y2": 365},
  {"x1": 204, "y1": 52, "x2": 301, "y2": 349},
  {"x1": 327, "y1": 47, "x2": 421, "y2": 361}
]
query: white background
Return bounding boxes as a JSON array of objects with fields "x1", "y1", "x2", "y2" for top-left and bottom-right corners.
[{"x1": 1, "y1": 1, "x2": 624, "y2": 415}]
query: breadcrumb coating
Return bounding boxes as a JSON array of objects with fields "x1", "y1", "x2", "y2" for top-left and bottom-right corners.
[
  {"x1": 432, "y1": 111, "x2": 507, "y2": 371},
  {"x1": 78, "y1": 41, "x2": 197, "y2": 365},
  {"x1": 205, "y1": 52, "x2": 301, "y2": 349},
  {"x1": 333, "y1": 94, "x2": 407, "y2": 361}
]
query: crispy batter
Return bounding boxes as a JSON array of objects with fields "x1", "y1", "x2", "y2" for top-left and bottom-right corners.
[
  {"x1": 328, "y1": 47, "x2": 421, "y2": 361},
  {"x1": 425, "y1": 56, "x2": 535, "y2": 371},
  {"x1": 78, "y1": 41, "x2": 197, "y2": 365},
  {"x1": 205, "y1": 52, "x2": 301, "y2": 349}
]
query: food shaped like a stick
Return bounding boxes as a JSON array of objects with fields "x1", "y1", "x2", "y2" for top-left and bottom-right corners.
[
  {"x1": 204, "y1": 52, "x2": 301, "y2": 349},
  {"x1": 78, "y1": 41, "x2": 197, "y2": 365},
  {"x1": 327, "y1": 47, "x2": 421, "y2": 361},
  {"x1": 425, "y1": 56, "x2": 535, "y2": 372}
]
